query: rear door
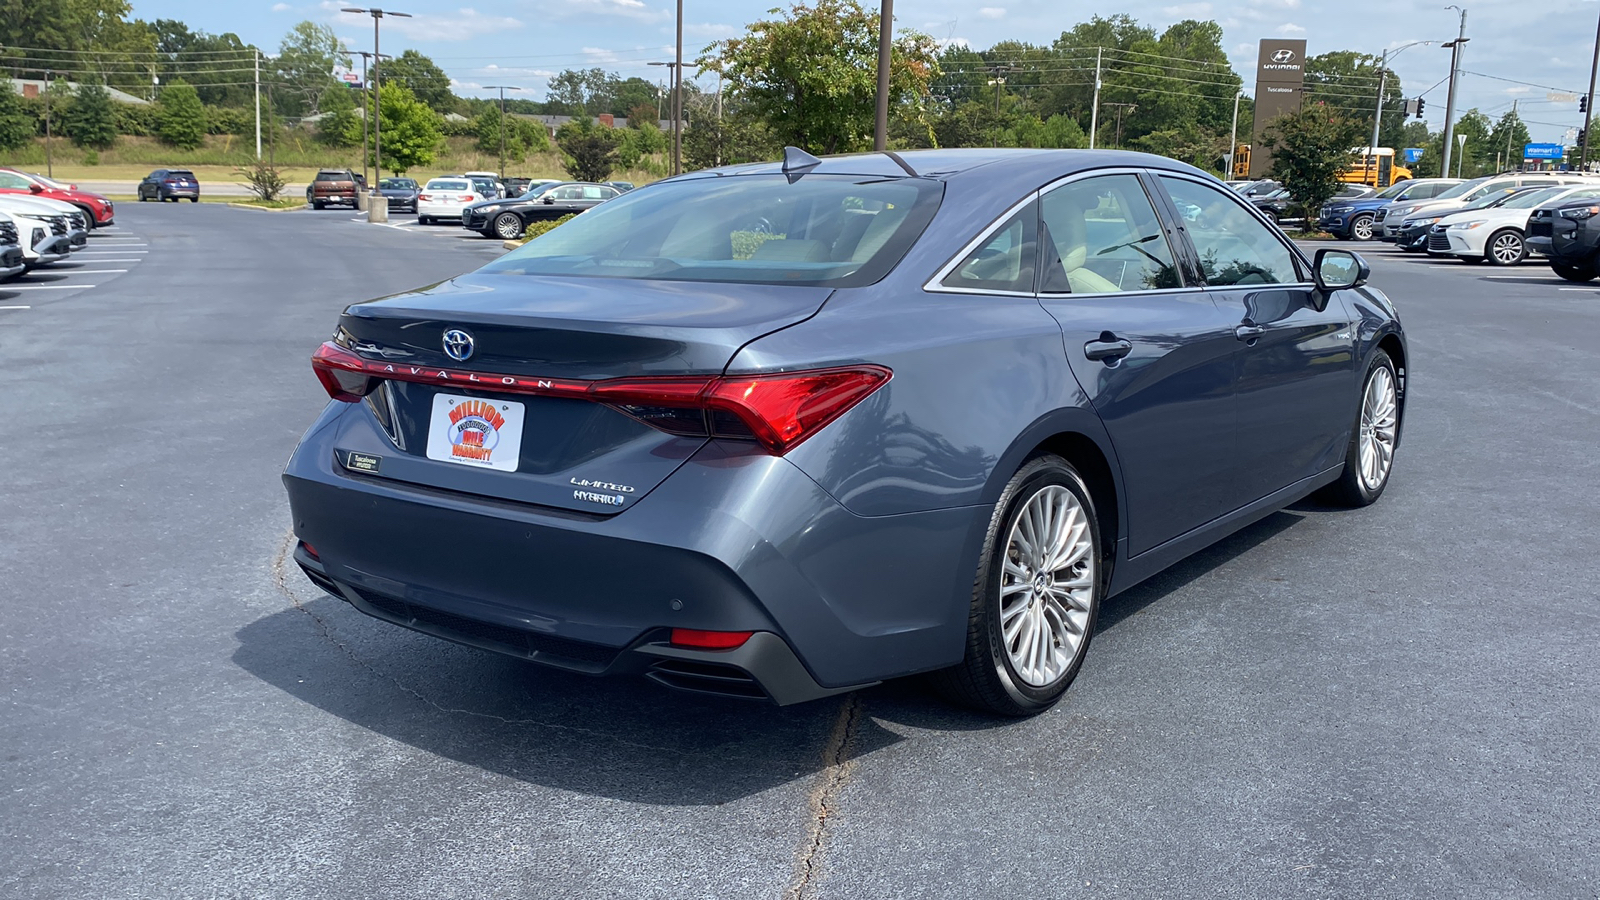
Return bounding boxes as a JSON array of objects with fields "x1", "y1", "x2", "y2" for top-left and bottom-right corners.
[
  {"x1": 1036, "y1": 170, "x2": 1241, "y2": 556},
  {"x1": 1156, "y1": 174, "x2": 1356, "y2": 506}
]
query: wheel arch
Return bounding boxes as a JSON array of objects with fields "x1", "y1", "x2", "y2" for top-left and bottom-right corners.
[{"x1": 1376, "y1": 331, "x2": 1408, "y2": 443}]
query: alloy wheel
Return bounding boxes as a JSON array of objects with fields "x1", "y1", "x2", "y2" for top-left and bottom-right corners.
[
  {"x1": 1352, "y1": 214, "x2": 1374, "y2": 241},
  {"x1": 998, "y1": 485, "x2": 1096, "y2": 687},
  {"x1": 494, "y1": 213, "x2": 524, "y2": 240},
  {"x1": 1490, "y1": 232, "x2": 1524, "y2": 265},
  {"x1": 1358, "y1": 365, "x2": 1398, "y2": 492}
]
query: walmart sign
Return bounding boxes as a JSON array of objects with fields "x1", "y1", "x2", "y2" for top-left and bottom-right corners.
[{"x1": 1525, "y1": 143, "x2": 1566, "y2": 160}]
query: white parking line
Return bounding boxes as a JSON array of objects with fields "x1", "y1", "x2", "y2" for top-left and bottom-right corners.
[
  {"x1": 0, "y1": 304, "x2": 30, "y2": 309},
  {"x1": 56, "y1": 268, "x2": 129, "y2": 274},
  {"x1": 1556, "y1": 287, "x2": 1600, "y2": 292},
  {"x1": 0, "y1": 284, "x2": 95, "y2": 291},
  {"x1": 78, "y1": 249, "x2": 147, "y2": 254},
  {"x1": 63, "y1": 258, "x2": 144, "y2": 263}
]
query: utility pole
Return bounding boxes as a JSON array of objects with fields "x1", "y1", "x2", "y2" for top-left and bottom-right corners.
[
  {"x1": 1440, "y1": 6, "x2": 1469, "y2": 180},
  {"x1": 352, "y1": 51, "x2": 372, "y2": 187},
  {"x1": 985, "y1": 64, "x2": 1020, "y2": 113},
  {"x1": 874, "y1": 0, "x2": 893, "y2": 151},
  {"x1": 1583, "y1": 7, "x2": 1600, "y2": 168},
  {"x1": 1089, "y1": 47, "x2": 1103, "y2": 150},
  {"x1": 1506, "y1": 98, "x2": 1518, "y2": 170},
  {"x1": 254, "y1": 49, "x2": 261, "y2": 160},
  {"x1": 342, "y1": 8, "x2": 412, "y2": 182},
  {"x1": 483, "y1": 85, "x2": 522, "y2": 178},
  {"x1": 1227, "y1": 90, "x2": 1243, "y2": 178},
  {"x1": 1106, "y1": 102, "x2": 1136, "y2": 148},
  {"x1": 1371, "y1": 47, "x2": 1389, "y2": 176},
  {"x1": 674, "y1": 0, "x2": 683, "y2": 174},
  {"x1": 43, "y1": 68, "x2": 52, "y2": 178}
]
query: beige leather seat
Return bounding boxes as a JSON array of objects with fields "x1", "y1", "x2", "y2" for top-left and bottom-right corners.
[{"x1": 1049, "y1": 202, "x2": 1121, "y2": 294}]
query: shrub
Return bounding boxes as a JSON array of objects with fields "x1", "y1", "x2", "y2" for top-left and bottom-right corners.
[
  {"x1": 520, "y1": 213, "x2": 575, "y2": 242},
  {"x1": 113, "y1": 103, "x2": 157, "y2": 137},
  {"x1": 236, "y1": 160, "x2": 288, "y2": 201},
  {"x1": 156, "y1": 82, "x2": 207, "y2": 149},
  {"x1": 65, "y1": 82, "x2": 117, "y2": 151}
]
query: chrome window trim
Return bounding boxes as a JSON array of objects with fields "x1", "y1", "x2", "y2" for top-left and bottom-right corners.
[{"x1": 1035, "y1": 167, "x2": 1191, "y2": 299}]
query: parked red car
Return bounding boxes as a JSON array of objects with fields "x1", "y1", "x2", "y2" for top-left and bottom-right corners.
[{"x1": 0, "y1": 167, "x2": 115, "y2": 228}]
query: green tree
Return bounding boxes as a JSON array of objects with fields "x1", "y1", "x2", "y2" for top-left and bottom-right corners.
[
  {"x1": 317, "y1": 82, "x2": 361, "y2": 147},
  {"x1": 1488, "y1": 109, "x2": 1531, "y2": 170},
  {"x1": 147, "y1": 19, "x2": 257, "y2": 106},
  {"x1": 683, "y1": 96, "x2": 776, "y2": 170},
  {"x1": 1263, "y1": 105, "x2": 1364, "y2": 222},
  {"x1": 546, "y1": 68, "x2": 609, "y2": 115},
  {"x1": 155, "y1": 81, "x2": 206, "y2": 149},
  {"x1": 556, "y1": 117, "x2": 620, "y2": 181},
  {"x1": 380, "y1": 50, "x2": 455, "y2": 113},
  {"x1": 274, "y1": 20, "x2": 346, "y2": 116},
  {"x1": 1303, "y1": 50, "x2": 1405, "y2": 148},
  {"x1": 373, "y1": 82, "x2": 443, "y2": 174},
  {"x1": 0, "y1": 76, "x2": 39, "y2": 151},
  {"x1": 704, "y1": 0, "x2": 940, "y2": 154},
  {"x1": 65, "y1": 80, "x2": 117, "y2": 150}
]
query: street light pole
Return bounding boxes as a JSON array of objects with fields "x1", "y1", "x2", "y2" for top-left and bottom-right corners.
[
  {"x1": 1582, "y1": 7, "x2": 1600, "y2": 168},
  {"x1": 342, "y1": 7, "x2": 412, "y2": 183},
  {"x1": 484, "y1": 85, "x2": 522, "y2": 179},
  {"x1": 254, "y1": 49, "x2": 261, "y2": 160},
  {"x1": 1089, "y1": 47, "x2": 1103, "y2": 150},
  {"x1": 874, "y1": 0, "x2": 893, "y2": 151},
  {"x1": 1227, "y1": 89, "x2": 1243, "y2": 178},
  {"x1": 649, "y1": 60, "x2": 683, "y2": 174},
  {"x1": 43, "y1": 68, "x2": 52, "y2": 178},
  {"x1": 1440, "y1": 6, "x2": 1469, "y2": 180}
]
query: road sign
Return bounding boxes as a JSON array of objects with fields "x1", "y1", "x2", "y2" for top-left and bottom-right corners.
[
  {"x1": 1525, "y1": 142, "x2": 1566, "y2": 160},
  {"x1": 1548, "y1": 92, "x2": 1579, "y2": 102},
  {"x1": 1403, "y1": 147, "x2": 1425, "y2": 163}
]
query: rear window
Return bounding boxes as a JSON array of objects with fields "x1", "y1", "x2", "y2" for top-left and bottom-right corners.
[
  {"x1": 427, "y1": 180, "x2": 470, "y2": 191},
  {"x1": 315, "y1": 171, "x2": 350, "y2": 182},
  {"x1": 168, "y1": 170, "x2": 196, "y2": 179},
  {"x1": 481, "y1": 174, "x2": 944, "y2": 288}
]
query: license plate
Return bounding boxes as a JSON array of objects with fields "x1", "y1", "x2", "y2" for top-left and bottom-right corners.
[{"x1": 425, "y1": 393, "x2": 524, "y2": 472}]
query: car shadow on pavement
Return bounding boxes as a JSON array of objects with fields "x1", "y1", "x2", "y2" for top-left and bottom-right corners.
[{"x1": 232, "y1": 598, "x2": 904, "y2": 806}]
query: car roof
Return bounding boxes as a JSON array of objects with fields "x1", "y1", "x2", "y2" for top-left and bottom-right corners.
[{"x1": 681, "y1": 148, "x2": 1213, "y2": 184}]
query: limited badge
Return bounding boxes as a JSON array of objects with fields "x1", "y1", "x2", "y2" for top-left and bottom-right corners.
[{"x1": 345, "y1": 451, "x2": 382, "y2": 473}]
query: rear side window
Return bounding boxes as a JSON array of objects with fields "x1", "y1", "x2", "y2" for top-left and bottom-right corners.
[
  {"x1": 1159, "y1": 176, "x2": 1298, "y2": 287},
  {"x1": 1040, "y1": 173, "x2": 1179, "y2": 294},
  {"x1": 483, "y1": 173, "x2": 943, "y2": 287},
  {"x1": 941, "y1": 201, "x2": 1037, "y2": 293}
]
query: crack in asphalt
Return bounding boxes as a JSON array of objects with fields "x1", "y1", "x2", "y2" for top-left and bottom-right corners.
[
  {"x1": 268, "y1": 528, "x2": 696, "y2": 756},
  {"x1": 785, "y1": 692, "x2": 863, "y2": 900}
]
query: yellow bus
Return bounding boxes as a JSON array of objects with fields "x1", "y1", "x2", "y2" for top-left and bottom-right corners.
[{"x1": 1340, "y1": 147, "x2": 1412, "y2": 188}]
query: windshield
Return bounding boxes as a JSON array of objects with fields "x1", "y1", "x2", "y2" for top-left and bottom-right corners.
[
  {"x1": 30, "y1": 173, "x2": 70, "y2": 188},
  {"x1": 1375, "y1": 182, "x2": 1415, "y2": 199},
  {"x1": 1434, "y1": 178, "x2": 1488, "y2": 200},
  {"x1": 379, "y1": 179, "x2": 415, "y2": 189},
  {"x1": 480, "y1": 173, "x2": 944, "y2": 288},
  {"x1": 1498, "y1": 187, "x2": 1568, "y2": 209},
  {"x1": 427, "y1": 180, "x2": 470, "y2": 191}
]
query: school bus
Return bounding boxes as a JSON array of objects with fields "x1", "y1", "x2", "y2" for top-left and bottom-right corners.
[
  {"x1": 1340, "y1": 147, "x2": 1412, "y2": 188},
  {"x1": 1231, "y1": 145, "x2": 1251, "y2": 179}
]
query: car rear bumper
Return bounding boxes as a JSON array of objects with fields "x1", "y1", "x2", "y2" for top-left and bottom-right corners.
[
  {"x1": 416, "y1": 203, "x2": 464, "y2": 219},
  {"x1": 283, "y1": 403, "x2": 980, "y2": 700}
]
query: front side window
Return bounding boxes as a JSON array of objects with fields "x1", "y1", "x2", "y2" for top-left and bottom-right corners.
[
  {"x1": 483, "y1": 173, "x2": 942, "y2": 287},
  {"x1": 1040, "y1": 173, "x2": 1179, "y2": 294},
  {"x1": 1160, "y1": 176, "x2": 1299, "y2": 287},
  {"x1": 940, "y1": 201, "x2": 1037, "y2": 293},
  {"x1": 0, "y1": 171, "x2": 32, "y2": 189}
]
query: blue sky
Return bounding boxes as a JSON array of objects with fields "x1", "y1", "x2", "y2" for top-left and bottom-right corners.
[{"x1": 127, "y1": 0, "x2": 1600, "y2": 143}]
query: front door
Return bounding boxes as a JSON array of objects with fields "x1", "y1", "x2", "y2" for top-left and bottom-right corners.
[
  {"x1": 1156, "y1": 174, "x2": 1358, "y2": 505},
  {"x1": 1035, "y1": 171, "x2": 1241, "y2": 557}
]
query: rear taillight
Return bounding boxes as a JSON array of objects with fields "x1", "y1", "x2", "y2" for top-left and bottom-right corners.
[
  {"x1": 418, "y1": 193, "x2": 433, "y2": 201},
  {"x1": 459, "y1": 194, "x2": 474, "y2": 202},
  {"x1": 310, "y1": 341, "x2": 890, "y2": 455},
  {"x1": 669, "y1": 629, "x2": 753, "y2": 650}
]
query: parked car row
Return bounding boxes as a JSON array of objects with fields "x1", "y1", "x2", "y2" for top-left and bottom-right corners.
[
  {"x1": 460, "y1": 181, "x2": 623, "y2": 238},
  {"x1": 0, "y1": 188, "x2": 94, "y2": 280},
  {"x1": 0, "y1": 167, "x2": 114, "y2": 228}
]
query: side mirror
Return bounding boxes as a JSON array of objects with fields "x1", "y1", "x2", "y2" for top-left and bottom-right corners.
[
  {"x1": 29, "y1": 183, "x2": 43, "y2": 193},
  {"x1": 543, "y1": 196, "x2": 555, "y2": 204},
  {"x1": 1314, "y1": 248, "x2": 1369, "y2": 292}
]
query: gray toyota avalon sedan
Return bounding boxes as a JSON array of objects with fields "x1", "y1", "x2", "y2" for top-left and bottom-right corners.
[{"x1": 284, "y1": 148, "x2": 1406, "y2": 715}]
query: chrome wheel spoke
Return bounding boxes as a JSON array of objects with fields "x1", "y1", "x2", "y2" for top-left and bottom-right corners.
[
  {"x1": 1357, "y1": 365, "x2": 1398, "y2": 491},
  {"x1": 998, "y1": 483, "x2": 1098, "y2": 687}
]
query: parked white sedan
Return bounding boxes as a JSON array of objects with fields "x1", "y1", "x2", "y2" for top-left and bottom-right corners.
[
  {"x1": 416, "y1": 177, "x2": 483, "y2": 225},
  {"x1": 1429, "y1": 184, "x2": 1600, "y2": 265}
]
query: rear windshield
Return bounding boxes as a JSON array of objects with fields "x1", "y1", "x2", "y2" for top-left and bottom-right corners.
[
  {"x1": 427, "y1": 180, "x2": 470, "y2": 191},
  {"x1": 168, "y1": 170, "x2": 195, "y2": 179},
  {"x1": 315, "y1": 171, "x2": 350, "y2": 182},
  {"x1": 481, "y1": 174, "x2": 944, "y2": 287}
]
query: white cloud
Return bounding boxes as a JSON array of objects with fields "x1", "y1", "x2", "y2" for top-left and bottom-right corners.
[
  {"x1": 583, "y1": 47, "x2": 621, "y2": 64},
  {"x1": 271, "y1": 2, "x2": 290, "y2": 11},
  {"x1": 331, "y1": 5, "x2": 522, "y2": 42},
  {"x1": 1275, "y1": 22, "x2": 1306, "y2": 35},
  {"x1": 552, "y1": 0, "x2": 668, "y2": 23},
  {"x1": 978, "y1": 7, "x2": 1006, "y2": 19},
  {"x1": 1504, "y1": 86, "x2": 1532, "y2": 95},
  {"x1": 1163, "y1": 3, "x2": 1214, "y2": 16},
  {"x1": 683, "y1": 22, "x2": 739, "y2": 39}
]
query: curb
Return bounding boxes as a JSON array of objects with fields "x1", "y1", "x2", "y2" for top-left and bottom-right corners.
[
  {"x1": 501, "y1": 240, "x2": 523, "y2": 251},
  {"x1": 228, "y1": 200, "x2": 308, "y2": 211}
]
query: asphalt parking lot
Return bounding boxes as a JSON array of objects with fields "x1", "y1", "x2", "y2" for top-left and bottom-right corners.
[{"x1": 2, "y1": 207, "x2": 1597, "y2": 899}]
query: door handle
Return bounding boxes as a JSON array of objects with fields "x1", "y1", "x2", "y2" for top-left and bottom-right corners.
[
  {"x1": 1235, "y1": 323, "x2": 1265, "y2": 341},
  {"x1": 1084, "y1": 337, "x2": 1133, "y2": 362}
]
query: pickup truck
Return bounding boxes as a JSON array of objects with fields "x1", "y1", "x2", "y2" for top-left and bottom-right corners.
[{"x1": 309, "y1": 169, "x2": 366, "y2": 210}]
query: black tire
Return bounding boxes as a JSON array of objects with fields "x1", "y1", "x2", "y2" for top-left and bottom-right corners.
[
  {"x1": 419, "y1": 216, "x2": 432, "y2": 225},
  {"x1": 138, "y1": 192, "x2": 148, "y2": 202},
  {"x1": 930, "y1": 455, "x2": 1103, "y2": 716},
  {"x1": 188, "y1": 196, "x2": 199, "y2": 203},
  {"x1": 312, "y1": 200, "x2": 325, "y2": 211},
  {"x1": 493, "y1": 211, "x2": 525, "y2": 240},
  {"x1": 1318, "y1": 349, "x2": 1399, "y2": 508},
  {"x1": 1350, "y1": 213, "x2": 1376, "y2": 242},
  {"x1": 1552, "y1": 261, "x2": 1596, "y2": 282}
]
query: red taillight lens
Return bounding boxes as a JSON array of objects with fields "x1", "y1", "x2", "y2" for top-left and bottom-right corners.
[
  {"x1": 418, "y1": 193, "x2": 432, "y2": 201},
  {"x1": 669, "y1": 629, "x2": 753, "y2": 650},
  {"x1": 311, "y1": 342, "x2": 382, "y2": 402},
  {"x1": 299, "y1": 541, "x2": 320, "y2": 560},
  {"x1": 460, "y1": 194, "x2": 474, "y2": 202},
  {"x1": 307, "y1": 341, "x2": 889, "y2": 454}
]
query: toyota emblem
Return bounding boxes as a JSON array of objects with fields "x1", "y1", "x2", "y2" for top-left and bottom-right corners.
[
  {"x1": 442, "y1": 328, "x2": 475, "y2": 362},
  {"x1": 1272, "y1": 49, "x2": 1296, "y2": 63}
]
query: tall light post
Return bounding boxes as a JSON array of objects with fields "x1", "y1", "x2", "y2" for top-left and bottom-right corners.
[
  {"x1": 649, "y1": 60, "x2": 682, "y2": 175},
  {"x1": 1227, "y1": 89, "x2": 1243, "y2": 178},
  {"x1": 985, "y1": 64, "x2": 1021, "y2": 113},
  {"x1": 349, "y1": 49, "x2": 389, "y2": 188},
  {"x1": 1369, "y1": 41, "x2": 1437, "y2": 184},
  {"x1": 483, "y1": 85, "x2": 523, "y2": 179},
  {"x1": 1582, "y1": 7, "x2": 1600, "y2": 168},
  {"x1": 1440, "y1": 6, "x2": 1469, "y2": 180},
  {"x1": 874, "y1": 0, "x2": 893, "y2": 151},
  {"x1": 342, "y1": 7, "x2": 411, "y2": 184}
]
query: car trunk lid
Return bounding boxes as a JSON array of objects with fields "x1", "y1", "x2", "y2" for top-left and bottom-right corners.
[{"x1": 324, "y1": 273, "x2": 833, "y2": 514}]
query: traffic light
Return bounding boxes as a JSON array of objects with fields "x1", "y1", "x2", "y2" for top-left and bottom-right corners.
[
  {"x1": 1580, "y1": 128, "x2": 1588, "y2": 147},
  {"x1": 1583, "y1": 95, "x2": 1590, "y2": 113},
  {"x1": 1415, "y1": 97, "x2": 1426, "y2": 118}
]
